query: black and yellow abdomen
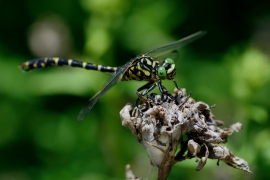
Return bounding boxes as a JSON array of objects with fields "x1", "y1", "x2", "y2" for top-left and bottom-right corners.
[{"x1": 19, "y1": 57, "x2": 117, "y2": 73}]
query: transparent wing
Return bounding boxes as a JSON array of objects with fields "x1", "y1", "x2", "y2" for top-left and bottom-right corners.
[
  {"x1": 152, "y1": 50, "x2": 179, "y2": 63},
  {"x1": 77, "y1": 61, "x2": 132, "y2": 121},
  {"x1": 145, "y1": 31, "x2": 206, "y2": 61}
]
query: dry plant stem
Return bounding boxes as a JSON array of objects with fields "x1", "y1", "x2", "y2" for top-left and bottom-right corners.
[{"x1": 121, "y1": 88, "x2": 252, "y2": 180}]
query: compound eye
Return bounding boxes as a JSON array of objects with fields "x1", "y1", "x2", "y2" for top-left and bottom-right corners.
[
  {"x1": 158, "y1": 66, "x2": 167, "y2": 79},
  {"x1": 165, "y1": 58, "x2": 174, "y2": 64}
]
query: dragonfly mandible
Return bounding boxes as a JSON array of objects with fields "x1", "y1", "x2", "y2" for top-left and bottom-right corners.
[{"x1": 19, "y1": 31, "x2": 206, "y2": 121}]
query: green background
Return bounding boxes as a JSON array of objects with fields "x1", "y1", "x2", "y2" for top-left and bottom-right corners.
[{"x1": 1, "y1": 0, "x2": 270, "y2": 179}]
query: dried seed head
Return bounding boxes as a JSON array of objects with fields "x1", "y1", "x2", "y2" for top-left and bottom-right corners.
[{"x1": 120, "y1": 88, "x2": 252, "y2": 179}]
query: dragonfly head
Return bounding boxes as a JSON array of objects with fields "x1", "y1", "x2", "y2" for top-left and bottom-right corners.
[{"x1": 157, "y1": 58, "x2": 176, "y2": 80}]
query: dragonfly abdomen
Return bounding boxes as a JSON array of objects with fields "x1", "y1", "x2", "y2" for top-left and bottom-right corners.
[{"x1": 19, "y1": 57, "x2": 117, "y2": 73}]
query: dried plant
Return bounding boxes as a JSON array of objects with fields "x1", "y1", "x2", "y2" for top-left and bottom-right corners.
[{"x1": 120, "y1": 88, "x2": 252, "y2": 180}]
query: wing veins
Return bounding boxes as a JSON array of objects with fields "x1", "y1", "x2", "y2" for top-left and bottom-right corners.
[
  {"x1": 145, "y1": 31, "x2": 206, "y2": 58},
  {"x1": 77, "y1": 61, "x2": 132, "y2": 121}
]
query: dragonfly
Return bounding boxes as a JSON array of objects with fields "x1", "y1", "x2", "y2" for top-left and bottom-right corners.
[{"x1": 19, "y1": 31, "x2": 206, "y2": 121}]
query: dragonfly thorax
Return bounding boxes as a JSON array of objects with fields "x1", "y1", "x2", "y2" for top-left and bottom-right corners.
[
  {"x1": 122, "y1": 55, "x2": 176, "y2": 82},
  {"x1": 122, "y1": 55, "x2": 157, "y2": 82}
]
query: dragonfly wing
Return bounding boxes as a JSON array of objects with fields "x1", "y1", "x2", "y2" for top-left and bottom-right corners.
[
  {"x1": 152, "y1": 50, "x2": 179, "y2": 63},
  {"x1": 77, "y1": 61, "x2": 132, "y2": 121},
  {"x1": 145, "y1": 31, "x2": 206, "y2": 60}
]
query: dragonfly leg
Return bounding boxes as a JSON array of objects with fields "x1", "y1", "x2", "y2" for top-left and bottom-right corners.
[
  {"x1": 157, "y1": 80, "x2": 169, "y2": 94},
  {"x1": 136, "y1": 82, "x2": 157, "y2": 115},
  {"x1": 137, "y1": 82, "x2": 157, "y2": 96},
  {"x1": 157, "y1": 80, "x2": 179, "y2": 103},
  {"x1": 156, "y1": 80, "x2": 170, "y2": 102},
  {"x1": 172, "y1": 79, "x2": 179, "y2": 89}
]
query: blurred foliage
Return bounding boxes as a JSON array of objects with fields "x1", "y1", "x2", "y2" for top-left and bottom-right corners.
[{"x1": 0, "y1": 0, "x2": 270, "y2": 179}]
